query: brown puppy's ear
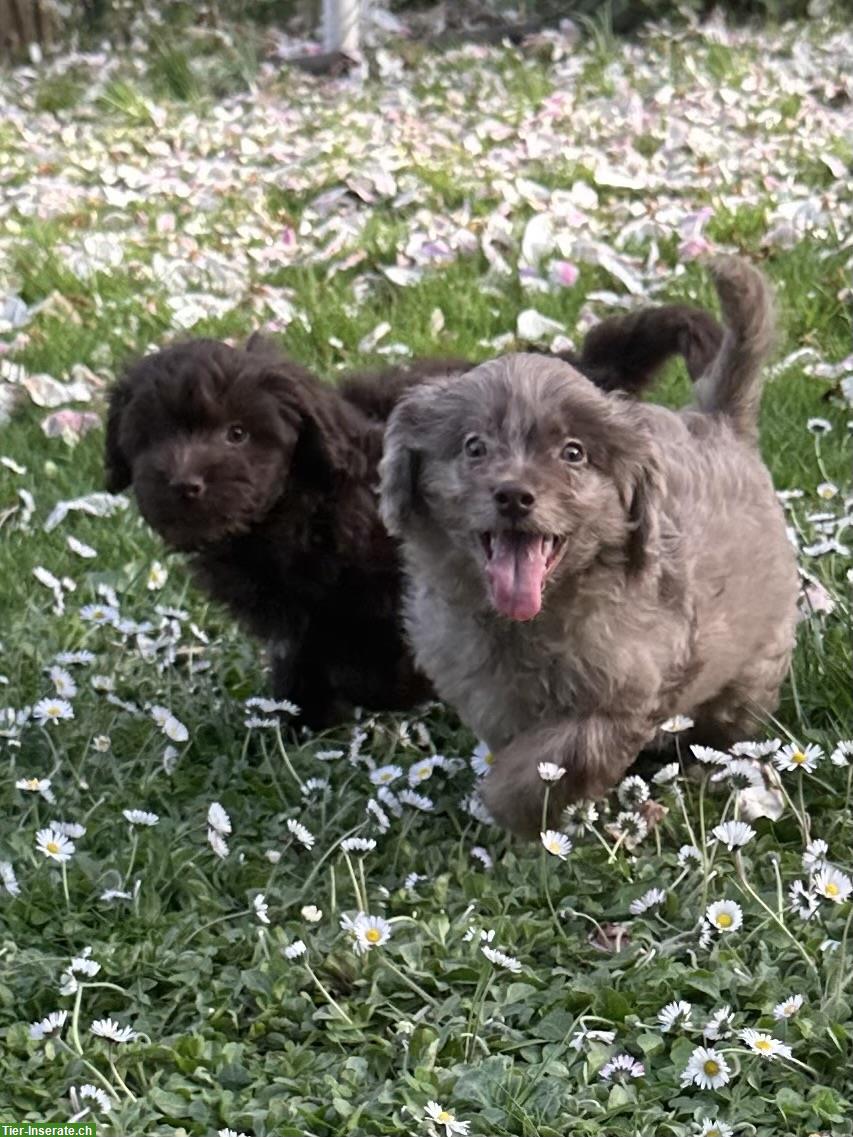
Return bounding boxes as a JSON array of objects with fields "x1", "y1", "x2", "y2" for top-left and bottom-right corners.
[
  {"x1": 104, "y1": 379, "x2": 134, "y2": 492},
  {"x1": 262, "y1": 363, "x2": 370, "y2": 484}
]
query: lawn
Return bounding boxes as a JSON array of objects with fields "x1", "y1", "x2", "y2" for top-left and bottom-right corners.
[{"x1": 1, "y1": 6, "x2": 852, "y2": 1136}]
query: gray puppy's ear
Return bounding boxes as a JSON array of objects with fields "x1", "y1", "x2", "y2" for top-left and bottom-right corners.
[
  {"x1": 607, "y1": 413, "x2": 664, "y2": 575},
  {"x1": 379, "y1": 393, "x2": 431, "y2": 536}
]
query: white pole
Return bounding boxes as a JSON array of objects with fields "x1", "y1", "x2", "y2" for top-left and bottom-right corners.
[{"x1": 323, "y1": 0, "x2": 361, "y2": 55}]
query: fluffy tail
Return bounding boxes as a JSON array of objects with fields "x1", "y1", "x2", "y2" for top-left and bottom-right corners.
[
  {"x1": 564, "y1": 302, "x2": 724, "y2": 396},
  {"x1": 692, "y1": 256, "x2": 776, "y2": 444}
]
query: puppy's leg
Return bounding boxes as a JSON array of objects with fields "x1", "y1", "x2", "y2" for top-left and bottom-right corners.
[{"x1": 481, "y1": 714, "x2": 654, "y2": 838}]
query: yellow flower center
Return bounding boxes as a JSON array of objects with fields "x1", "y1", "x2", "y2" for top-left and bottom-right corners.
[
  {"x1": 754, "y1": 1039, "x2": 772, "y2": 1051},
  {"x1": 47, "y1": 706, "x2": 60, "y2": 717},
  {"x1": 791, "y1": 751, "x2": 807, "y2": 764},
  {"x1": 437, "y1": 1112, "x2": 452, "y2": 1123},
  {"x1": 716, "y1": 913, "x2": 733, "y2": 928},
  {"x1": 25, "y1": 778, "x2": 40, "y2": 789},
  {"x1": 703, "y1": 1059, "x2": 720, "y2": 1075},
  {"x1": 825, "y1": 882, "x2": 839, "y2": 896},
  {"x1": 46, "y1": 841, "x2": 60, "y2": 855},
  {"x1": 365, "y1": 928, "x2": 381, "y2": 943},
  {"x1": 378, "y1": 773, "x2": 391, "y2": 783},
  {"x1": 484, "y1": 752, "x2": 493, "y2": 765}
]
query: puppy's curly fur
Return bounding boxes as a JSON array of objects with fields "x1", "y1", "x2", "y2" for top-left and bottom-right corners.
[
  {"x1": 380, "y1": 257, "x2": 798, "y2": 835},
  {"x1": 104, "y1": 303, "x2": 723, "y2": 730}
]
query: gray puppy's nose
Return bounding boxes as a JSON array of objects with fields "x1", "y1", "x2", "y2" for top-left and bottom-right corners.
[
  {"x1": 170, "y1": 475, "x2": 206, "y2": 500},
  {"x1": 493, "y1": 481, "x2": 535, "y2": 520}
]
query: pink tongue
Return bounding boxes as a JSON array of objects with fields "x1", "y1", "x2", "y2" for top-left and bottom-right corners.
[{"x1": 486, "y1": 533, "x2": 548, "y2": 621}]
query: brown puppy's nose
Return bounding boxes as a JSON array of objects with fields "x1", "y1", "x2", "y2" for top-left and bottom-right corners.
[
  {"x1": 170, "y1": 475, "x2": 206, "y2": 501},
  {"x1": 494, "y1": 481, "x2": 535, "y2": 520}
]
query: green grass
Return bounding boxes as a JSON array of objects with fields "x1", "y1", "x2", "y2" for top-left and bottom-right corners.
[{"x1": 1, "y1": 10, "x2": 852, "y2": 1137}]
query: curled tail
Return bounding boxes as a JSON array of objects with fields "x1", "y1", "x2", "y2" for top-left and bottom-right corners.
[
  {"x1": 692, "y1": 255, "x2": 776, "y2": 444},
  {"x1": 565, "y1": 302, "x2": 724, "y2": 396}
]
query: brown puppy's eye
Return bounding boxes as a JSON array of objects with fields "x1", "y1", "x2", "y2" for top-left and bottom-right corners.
[
  {"x1": 561, "y1": 440, "x2": 585, "y2": 465},
  {"x1": 464, "y1": 434, "x2": 487, "y2": 459},
  {"x1": 225, "y1": 423, "x2": 249, "y2": 445}
]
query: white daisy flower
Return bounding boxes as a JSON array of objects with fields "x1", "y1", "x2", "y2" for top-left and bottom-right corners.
[
  {"x1": 802, "y1": 839, "x2": 829, "y2": 871},
  {"x1": 561, "y1": 801, "x2": 599, "y2": 832},
  {"x1": 253, "y1": 894, "x2": 270, "y2": 925},
  {"x1": 69, "y1": 955, "x2": 100, "y2": 977},
  {"x1": 678, "y1": 844, "x2": 702, "y2": 866},
  {"x1": 350, "y1": 913, "x2": 392, "y2": 954},
  {"x1": 315, "y1": 748, "x2": 344, "y2": 762},
  {"x1": 773, "y1": 742, "x2": 823, "y2": 772},
  {"x1": 49, "y1": 666, "x2": 77, "y2": 699},
  {"x1": 340, "y1": 837, "x2": 376, "y2": 854},
  {"x1": 661, "y1": 715, "x2": 694, "y2": 733},
  {"x1": 0, "y1": 861, "x2": 21, "y2": 897},
  {"x1": 301, "y1": 905, "x2": 323, "y2": 922},
  {"x1": 67, "y1": 535, "x2": 98, "y2": 559},
  {"x1": 481, "y1": 944, "x2": 522, "y2": 972},
  {"x1": 807, "y1": 417, "x2": 832, "y2": 434},
  {"x1": 377, "y1": 785, "x2": 403, "y2": 817},
  {"x1": 218, "y1": 1130, "x2": 249, "y2": 1137},
  {"x1": 404, "y1": 871, "x2": 424, "y2": 892},
  {"x1": 123, "y1": 809, "x2": 159, "y2": 827},
  {"x1": 537, "y1": 761, "x2": 565, "y2": 782},
  {"x1": 739, "y1": 1028, "x2": 791, "y2": 1060},
  {"x1": 80, "y1": 603, "x2": 119, "y2": 625},
  {"x1": 568, "y1": 1027, "x2": 616, "y2": 1051},
  {"x1": 629, "y1": 887, "x2": 666, "y2": 915},
  {"x1": 540, "y1": 830, "x2": 572, "y2": 859},
  {"x1": 54, "y1": 650, "x2": 95, "y2": 666},
  {"x1": 47, "y1": 814, "x2": 84, "y2": 843},
  {"x1": 789, "y1": 879, "x2": 820, "y2": 921},
  {"x1": 370, "y1": 764, "x2": 403, "y2": 786},
  {"x1": 471, "y1": 846, "x2": 493, "y2": 870},
  {"x1": 398, "y1": 788, "x2": 434, "y2": 811},
  {"x1": 16, "y1": 776, "x2": 55, "y2": 802},
  {"x1": 100, "y1": 888, "x2": 133, "y2": 902},
  {"x1": 162, "y1": 714, "x2": 189, "y2": 743},
  {"x1": 710, "y1": 758, "x2": 764, "y2": 789},
  {"x1": 613, "y1": 810, "x2": 648, "y2": 844},
  {"x1": 703, "y1": 1006, "x2": 735, "y2": 1041},
  {"x1": 366, "y1": 798, "x2": 391, "y2": 832},
  {"x1": 658, "y1": 1000, "x2": 693, "y2": 1032},
  {"x1": 461, "y1": 791, "x2": 495, "y2": 826},
  {"x1": 773, "y1": 994, "x2": 804, "y2": 1020},
  {"x1": 207, "y1": 802, "x2": 232, "y2": 835},
  {"x1": 92, "y1": 735, "x2": 111, "y2": 752},
  {"x1": 90, "y1": 1018, "x2": 137, "y2": 1043},
  {"x1": 287, "y1": 818, "x2": 315, "y2": 849},
  {"x1": 470, "y1": 742, "x2": 494, "y2": 777},
  {"x1": 705, "y1": 900, "x2": 743, "y2": 933},
  {"x1": 690, "y1": 744, "x2": 729, "y2": 765},
  {"x1": 694, "y1": 1120, "x2": 734, "y2": 1137},
  {"x1": 32, "y1": 697, "x2": 74, "y2": 726},
  {"x1": 600, "y1": 1053, "x2": 644, "y2": 1081},
  {"x1": 91, "y1": 675, "x2": 114, "y2": 693},
  {"x1": 816, "y1": 481, "x2": 839, "y2": 500},
  {"x1": 711, "y1": 820, "x2": 756, "y2": 850},
  {"x1": 29, "y1": 1010, "x2": 68, "y2": 1040},
  {"x1": 146, "y1": 561, "x2": 168, "y2": 590},
  {"x1": 424, "y1": 1100, "x2": 470, "y2": 1136},
  {"x1": 207, "y1": 829, "x2": 229, "y2": 858},
  {"x1": 301, "y1": 777, "x2": 330, "y2": 797},
  {"x1": 681, "y1": 1045, "x2": 731, "y2": 1089},
  {"x1": 830, "y1": 741, "x2": 853, "y2": 766},
  {"x1": 36, "y1": 827, "x2": 75, "y2": 862},
  {"x1": 731, "y1": 738, "x2": 781, "y2": 758},
  {"x1": 652, "y1": 762, "x2": 680, "y2": 785},
  {"x1": 408, "y1": 755, "x2": 444, "y2": 785},
  {"x1": 70, "y1": 1084, "x2": 112, "y2": 1113},
  {"x1": 617, "y1": 774, "x2": 649, "y2": 806},
  {"x1": 812, "y1": 866, "x2": 853, "y2": 903}
]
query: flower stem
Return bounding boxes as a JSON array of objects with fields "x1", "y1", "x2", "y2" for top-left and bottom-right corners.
[
  {"x1": 381, "y1": 956, "x2": 437, "y2": 1007},
  {"x1": 108, "y1": 1049, "x2": 137, "y2": 1100},
  {"x1": 305, "y1": 963, "x2": 355, "y2": 1026},
  {"x1": 61, "y1": 861, "x2": 71, "y2": 911},
  {"x1": 56, "y1": 1038, "x2": 118, "y2": 1102},
  {"x1": 734, "y1": 852, "x2": 818, "y2": 975}
]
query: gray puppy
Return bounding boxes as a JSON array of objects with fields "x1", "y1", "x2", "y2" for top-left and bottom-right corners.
[{"x1": 379, "y1": 257, "x2": 799, "y2": 836}]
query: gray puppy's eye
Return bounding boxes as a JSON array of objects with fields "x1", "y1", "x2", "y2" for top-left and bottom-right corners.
[
  {"x1": 464, "y1": 434, "x2": 487, "y2": 459},
  {"x1": 561, "y1": 440, "x2": 585, "y2": 465},
  {"x1": 225, "y1": 423, "x2": 249, "y2": 445}
]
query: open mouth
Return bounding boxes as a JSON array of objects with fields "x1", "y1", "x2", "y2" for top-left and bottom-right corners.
[{"x1": 480, "y1": 531, "x2": 566, "y2": 621}]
